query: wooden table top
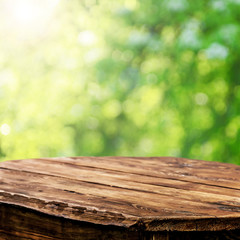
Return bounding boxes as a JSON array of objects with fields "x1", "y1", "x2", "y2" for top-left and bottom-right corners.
[{"x1": 0, "y1": 157, "x2": 240, "y2": 232}]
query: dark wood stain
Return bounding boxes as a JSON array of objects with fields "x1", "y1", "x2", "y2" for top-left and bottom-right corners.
[{"x1": 0, "y1": 156, "x2": 240, "y2": 239}]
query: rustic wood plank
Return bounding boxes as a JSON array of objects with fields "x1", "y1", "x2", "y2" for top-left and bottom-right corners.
[
  {"x1": 0, "y1": 203, "x2": 139, "y2": 240},
  {"x1": 1, "y1": 166, "x2": 240, "y2": 219},
  {"x1": 31, "y1": 157, "x2": 240, "y2": 187},
  {"x1": 144, "y1": 231, "x2": 240, "y2": 240},
  {"x1": 0, "y1": 156, "x2": 240, "y2": 233}
]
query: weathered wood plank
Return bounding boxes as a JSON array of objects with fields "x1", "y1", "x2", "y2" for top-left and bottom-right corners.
[
  {"x1": 1, "y1": 167, "x2": 240, "y2": 220},
  {"x1": 0, "y1": 203, "x2": 139, "y2": 240},
  {"x1": 144, "y1": 231, "x2": 240, "y2": 240},
  {"x1": 1, "y1": 166, "x2": 239, "y2": 209},
  {"x1": 8, "y1": 157, "x2": 240, "y2": 189},
  {"x1": 0, "y1": 157, "x2": 240, "y2": 233}
]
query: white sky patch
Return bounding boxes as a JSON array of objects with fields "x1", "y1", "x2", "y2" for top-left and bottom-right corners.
[
  {"x1": 180, "y1": 29, "x2": 199, "y2": 48},
  {"x1": 179, "y1": 19, "x2": 201, "y2": 49},
  {"x1": 78, "y1": 30, "x2": 97, "y2": 46},
  {"x1": 205, "y1": 43, "x2": 228, "y2": 60},
  {"x1": 0, "y1": 123, "x2": 11, "y2": 135},
  {"x1": 128, "y1": 31, "x2": 150, "y2": 47},
  {"x1": 211, "y1": 0, "x2": 226, "y2": 10},
  {"x1": 167, "y1": 0, "x2": 188, "y2": 11},
  {"x1": 230, "y1": 0, "x2": 240, "y2": 4}
]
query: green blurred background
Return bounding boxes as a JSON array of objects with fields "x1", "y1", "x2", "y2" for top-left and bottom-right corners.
[{"x1": 0, "y1": 0, "x2": 239, "y2": 164}]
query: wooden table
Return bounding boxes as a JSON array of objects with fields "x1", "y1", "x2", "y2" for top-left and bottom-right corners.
[{"x1": 0, "y1": 157, "x2": 240, "y2": 239}]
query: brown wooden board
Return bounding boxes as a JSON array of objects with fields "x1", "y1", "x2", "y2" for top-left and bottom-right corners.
[
  {"x1": 1, "y1": 204, "x2": 239, "y2": 240},
  {"x1": 0, "y1": 203, "x2": 139, "y2": 240},
  {"x1": 0, "y1": 156, "x2": 240, "y2": 235}
]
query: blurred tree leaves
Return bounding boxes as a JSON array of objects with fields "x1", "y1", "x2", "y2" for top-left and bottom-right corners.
[{"x1": 0, "y1": 0, "x2": 239, "y2": 164}]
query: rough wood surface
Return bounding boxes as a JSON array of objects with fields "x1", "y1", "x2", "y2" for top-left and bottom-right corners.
[
  {"x1": 0, "y1": 157, "x2": 240, "y2": 233},
  {"x1": 0, "y1": 203, "x2": 139, "y2": 240},
  {"x1": 144, "y1": 231, "x2": 240, "y2": 240}
]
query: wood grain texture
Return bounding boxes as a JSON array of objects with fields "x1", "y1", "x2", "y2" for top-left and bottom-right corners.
[
  {"x1": 0, "y1": 203, "x2": 139, "y2": 240},
  {"x1": 0, "y1": 156, "x2": 240, "y2": 233},
  {"x1": 144, "y1": 231, "x2": 240, "y2": 240}
]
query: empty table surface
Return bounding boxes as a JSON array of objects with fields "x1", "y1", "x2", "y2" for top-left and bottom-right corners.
[{"x1": 0, "y1": 156, "x2": 240, "y2": 232}]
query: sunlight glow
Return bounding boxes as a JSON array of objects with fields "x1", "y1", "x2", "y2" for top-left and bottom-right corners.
[
  {"x1": 12, "y1": 2, "x2": 41, "y2": 26},
  {"x1": 78, "y1": 30, "x2": 97, "y2": 46},
  {"x1": 0, "y1": 124, "x2": 11, "y2": 136},
  {"x1": 2, "y1": 0, "x2": 59, "y2": 38}
]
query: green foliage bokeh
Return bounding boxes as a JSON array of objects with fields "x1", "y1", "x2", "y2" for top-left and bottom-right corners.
[{"x1": 0, "y1": 0, "x2": 240, "y2": 164}]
